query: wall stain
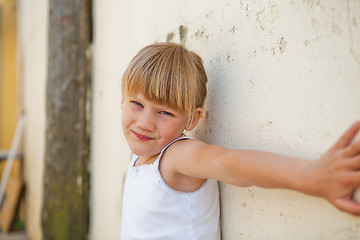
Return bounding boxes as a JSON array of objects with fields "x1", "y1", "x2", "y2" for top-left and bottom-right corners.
[
  {"x1": 311, "y1": 18, "x2": 318, "y2": 26},
  {"x1": 245, "y1": 4, "x2": 250, "y2": 17},
  {"x1": 255, "y1": 4, "x2": 279, "y2": 33},
  {"x1": 226, "y1": 52, "x2": 233, "y2": 62},
  {"x1": 194, "y1": 26, "x2": 209, "y2": 39},
  {"x1": 229, "y1": 26, "x2": 238, "y2": 33},
  {"x1": 332, "y1": 24, "x2": 342, "y2": 36},
  {"x1": 166, "y1": 32, "x2": 175, "y2": 42},
  {"x1": 256, "y1": 8, "x2": 266, "y2": 30},
  {"x1": 179, "y1": 25, "x2": 188, "y2": 45},
  {"x1": 272, "y1": 37, "x2": 286, "y2": 55},
  {"x1": 270, "y1": 5, "x2": 280, "y2": 23},
  {"x1": 305, "y1": 0, "x2": 321, "y2": 8},
  {"x1": 347, "y1": 0, "x2": 360, "y2": 66}
]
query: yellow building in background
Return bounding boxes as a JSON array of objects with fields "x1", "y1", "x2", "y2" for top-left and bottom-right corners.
[
  {"x1": 0, "y1": 0, "x2": 23, "y2": 235},
  {"x1": 0, "y1": 0, "x2": 18, "y2": 150}
]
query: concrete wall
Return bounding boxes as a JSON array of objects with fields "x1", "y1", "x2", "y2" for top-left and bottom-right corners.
[
  {"x1": 17, "y1": 0, "x2": 48, "y2": 239},
  {"x1": 91, "y1": 0, "x2": 360, "y2": 239}
]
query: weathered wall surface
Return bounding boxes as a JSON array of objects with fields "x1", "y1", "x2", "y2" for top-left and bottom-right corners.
[
  {"x1": 92, "y1": 0, "x2": 360, "y2": 239},
  {"x1": 18, "y1": 0, "x2": 360, "y2": 239},
  {"x1": 17, "y1": 0, "x2": 48, "y2": 239}
]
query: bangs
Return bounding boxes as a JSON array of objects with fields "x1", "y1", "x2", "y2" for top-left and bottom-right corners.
[{"x1": 122, "y1": 43, "x2": 207, "y2": 117}]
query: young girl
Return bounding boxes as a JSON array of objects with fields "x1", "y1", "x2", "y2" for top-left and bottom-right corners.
[{"x1": 120, "y1": 42, "x2": 360, "y2": 239}]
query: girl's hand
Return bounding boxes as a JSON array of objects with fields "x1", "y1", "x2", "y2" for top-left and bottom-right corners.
[{"x1": 309, "y1": 121, "x2": 360, "y2": 215}]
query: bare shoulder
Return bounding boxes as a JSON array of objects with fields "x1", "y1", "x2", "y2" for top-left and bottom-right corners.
[
  {"x1": 157, "y1": 139, "x2": 207, "y2": 192},
  {"x1": 161, "y1": 138, "x2": 203, "y2": 164},
  {"x1": 163, "y1": 138, "x2": 229, "y2": 179},
  {"x1": 164, "y1": 138, "x2": 210, "y2": 162},
  {"x1": 167, "y1": 137, "x2": 228, "y2": 159},
  {"x1": 169, "y1": 137, "x2": 205, "y2": 152}
]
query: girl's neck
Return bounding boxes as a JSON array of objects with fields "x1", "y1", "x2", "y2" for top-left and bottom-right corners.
[{"x1": 135, "y1": 154, "x2": 160, "y2": 167}]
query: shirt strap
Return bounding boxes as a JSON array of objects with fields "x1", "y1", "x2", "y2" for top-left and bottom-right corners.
[
  {"x1": 130, "y1": 153, "x2": 139, "y2": 166},
  {"x1": 154, "y1": 136, "x2": 194, "y2": 166}
]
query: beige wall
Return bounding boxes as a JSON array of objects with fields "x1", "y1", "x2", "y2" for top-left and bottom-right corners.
[
  {"x1": 90, "y1": 1, "x2": 131, "y2": 239},
  {"x1": 92, "y1": 0, "x2": 360, "y2": 239},
  {"x1": 17, "y1": 0, "x2": 48, "y2": 239},
  {"x1": 18, "y1": 0, "x2": 360, "y2": 239}
]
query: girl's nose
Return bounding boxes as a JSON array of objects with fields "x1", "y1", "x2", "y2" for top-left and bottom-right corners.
[{"x1": 137, "y1": 113, "x2": 156, "y2": 132}]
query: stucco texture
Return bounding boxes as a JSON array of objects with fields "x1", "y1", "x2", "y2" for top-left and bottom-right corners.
[{"x1": 91, "y1": 0, "x2": 360, "y2": 239}]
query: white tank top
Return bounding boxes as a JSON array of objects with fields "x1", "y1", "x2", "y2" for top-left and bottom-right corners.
[{"x1": 121, "y1": 137, "x2": 221, "y2": 240}]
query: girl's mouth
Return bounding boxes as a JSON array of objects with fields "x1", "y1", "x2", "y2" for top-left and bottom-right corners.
[{"x1": 133, "y1": 132, "x2": 152, "y2": 141}]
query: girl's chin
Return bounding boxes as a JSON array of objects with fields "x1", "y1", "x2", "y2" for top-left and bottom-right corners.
[{"x1": 129, "y1": 147, "x2": 159, "y2": 157}]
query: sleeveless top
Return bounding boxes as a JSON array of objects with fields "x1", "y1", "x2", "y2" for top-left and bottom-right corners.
[{"x1": 121, "y1": 137, "x2": 221, "y2": 240}]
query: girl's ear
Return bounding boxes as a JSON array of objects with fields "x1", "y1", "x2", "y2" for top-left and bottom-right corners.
[{"x1": 186, "y1": 108, "x2": 204, "y2": 131}]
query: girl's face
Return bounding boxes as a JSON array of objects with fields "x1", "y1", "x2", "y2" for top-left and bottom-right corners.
[{"x1": 121, "y1": 92, "x2": 189, "y2": 158}]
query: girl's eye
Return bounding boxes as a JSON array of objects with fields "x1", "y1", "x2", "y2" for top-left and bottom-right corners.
[
  {"x1": 131, "y1": 101, "x2": 143, "y2": 108},
  {"x1": 159, "y1": 111, "x2": 173, "y2": 116}
]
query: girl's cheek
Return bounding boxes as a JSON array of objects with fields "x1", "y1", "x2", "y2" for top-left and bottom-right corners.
[
  {"x1": 130, "y1": 106, "x2": 143, "y2": 116},
  {"x1": 157, "y1": 114, "x2": 168, "y2": 121},
  {"x1": 122, "y1": 108, "x2": 133, "y2": 125}
]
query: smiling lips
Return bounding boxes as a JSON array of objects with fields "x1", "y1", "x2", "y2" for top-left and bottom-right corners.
[{"x1": 134, "y1": 132, "x2": 153, "y2": 141}]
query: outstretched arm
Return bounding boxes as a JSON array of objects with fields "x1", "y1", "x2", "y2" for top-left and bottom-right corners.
[{"x1": 170, "y1": 121, "x2": 360, "y2": 215}]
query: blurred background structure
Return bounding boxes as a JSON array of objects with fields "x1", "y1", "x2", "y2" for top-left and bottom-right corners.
[
  {"x1": 1, "y1": 0, "x2": 360, "y2": 239},
  {"x1": 0, "y1": 0, "x2": 25, "y2": 237}
]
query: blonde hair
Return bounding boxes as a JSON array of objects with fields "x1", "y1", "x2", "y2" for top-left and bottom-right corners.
[{"x1": 121, "y1": 43, "x2": 207, "y2": 123}]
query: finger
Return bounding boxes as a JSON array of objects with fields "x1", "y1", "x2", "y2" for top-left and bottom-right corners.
[
  {"x1": 333, "y1": 121, "x2": 360, "y2": 150},
  {"x1": 343, "y1": 155, "x2": 360, "y2": 170},
  {"x1": 334, "y1": 198, "x2": 360, "y2": 215},
  {"x1": 345, "y1": 141, "x2": 360, "y2": 158},
  {"x1": 352, "y1": 128, "x2": 360, "y2": 144}
]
